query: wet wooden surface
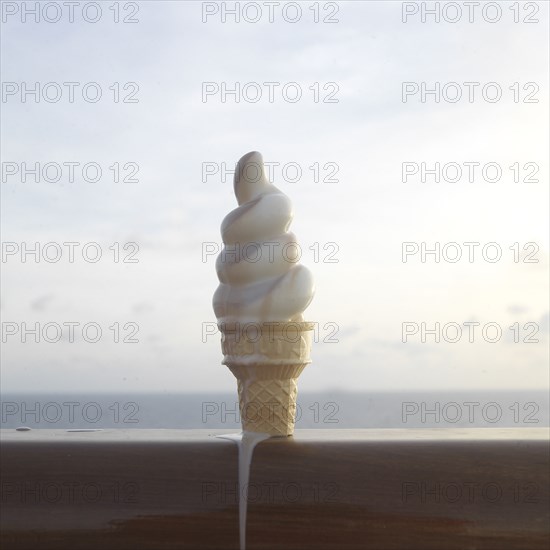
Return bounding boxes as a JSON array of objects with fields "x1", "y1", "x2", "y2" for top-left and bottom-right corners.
[{"x1": 1, "y1": 429, "x2": 548, "y2": 549}]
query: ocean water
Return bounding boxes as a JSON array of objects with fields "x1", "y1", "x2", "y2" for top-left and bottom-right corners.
[{"x1": 1, "y1": 390, "x2": 548, "y2": 429}]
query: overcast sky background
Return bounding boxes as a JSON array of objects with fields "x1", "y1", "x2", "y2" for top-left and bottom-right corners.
[{"x1": 1, "y1": 0, "x2": 548, "y2": 393}]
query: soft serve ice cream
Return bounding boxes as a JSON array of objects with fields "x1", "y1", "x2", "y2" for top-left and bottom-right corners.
[
  {"x1": 213, "y1": 151, "x2": 315, "y2": 436},
  {"x1": 213, "y1": 151, "x2": 314, "y2": 325}
]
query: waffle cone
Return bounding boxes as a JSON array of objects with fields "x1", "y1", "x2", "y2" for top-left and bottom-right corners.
[{"x1": 219, "y1": 321, "x2": 314, "y2": 436}]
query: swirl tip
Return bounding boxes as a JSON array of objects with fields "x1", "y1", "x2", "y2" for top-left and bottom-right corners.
[
  {"x1": 234, "y1": 150, "x2": 269, "y2": 205},
  {"x1": 239, "y1": 150, "x2": 262, "y2": 163}
]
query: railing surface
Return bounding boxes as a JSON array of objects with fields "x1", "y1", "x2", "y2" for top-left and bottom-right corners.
[{"x1": 1, "y1": 428, "x2": 548, "y2": 549}]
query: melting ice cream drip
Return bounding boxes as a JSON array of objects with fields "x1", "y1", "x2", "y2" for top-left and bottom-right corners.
[
  {"x1": 213, "y1": 151, "x2": 314, "y2": 324},
  {"x1": 217, "y1": 432, "x2": 271, "y2": 550},
  {"x1": 213, "y1": 152, "x2": 315, "y2": 548}
]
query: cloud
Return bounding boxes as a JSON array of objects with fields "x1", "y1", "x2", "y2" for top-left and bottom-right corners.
[
  {"x1": 2, "y1": 1, "x2": 548, "y2": 392},
  {"x1": 30, "y1": 294, "x2": 55, "y2": 312}
]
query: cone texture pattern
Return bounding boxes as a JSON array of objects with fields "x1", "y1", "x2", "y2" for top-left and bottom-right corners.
[{"x1": 220, "y1": 322, "x2": 313, "y2": 435}]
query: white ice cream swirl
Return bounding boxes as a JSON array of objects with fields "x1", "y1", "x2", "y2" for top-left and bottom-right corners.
[{"x1": 213, "y1": 151, "x2": 315, "y2": 324}]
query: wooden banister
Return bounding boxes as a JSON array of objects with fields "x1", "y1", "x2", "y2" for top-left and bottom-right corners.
[{"x1": 1, "y1": 428, "x2": 548, "y2": 549}]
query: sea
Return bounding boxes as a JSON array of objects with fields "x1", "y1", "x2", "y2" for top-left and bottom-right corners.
[{"x1": 1, "y1": 390, "x2": 548, "y2": 430}]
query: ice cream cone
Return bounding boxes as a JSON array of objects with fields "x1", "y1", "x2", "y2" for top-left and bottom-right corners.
[{"x1": 219, "y1": 321, "x2": 314, "y2": 436}]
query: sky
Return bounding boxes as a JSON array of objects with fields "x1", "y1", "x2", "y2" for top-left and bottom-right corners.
[{"x1": 1, "y1": 0, "x2": 548, "y2": 393}]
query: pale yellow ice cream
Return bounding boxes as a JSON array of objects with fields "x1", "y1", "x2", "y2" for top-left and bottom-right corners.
[{"x1": 213, "y1": 151, "x2": 314, "y2": 325}]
